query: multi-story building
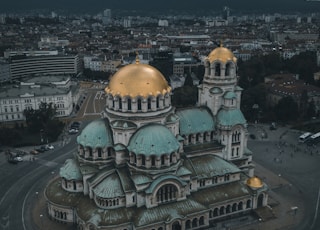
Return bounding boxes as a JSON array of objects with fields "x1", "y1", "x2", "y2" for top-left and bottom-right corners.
[
  {"x1": 172, "y1": 53, "x2": 200, "y2": 76},
  {"x1": 8, "y1": 55, "x2": 81, "y2": 80},
  {"x1": 45, "y1": 46, "x2": 268, "y2": 230},
  {"x1": 265, "y1": 74, "x2": 320, "y2": 114},
  {"x1": 0, "y1": 61, "x2": 10, "y2": 82},
  {"x1": 0, "y1": 76, "x2": 79, "y2": 122}
]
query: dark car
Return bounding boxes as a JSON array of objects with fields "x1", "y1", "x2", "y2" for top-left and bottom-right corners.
[
  {"x1": 8, "y1": 158, "x2": 18, "y2": 164},
  {"x1": 71, "y1": 121, "x2": 80, "y2": 129}
]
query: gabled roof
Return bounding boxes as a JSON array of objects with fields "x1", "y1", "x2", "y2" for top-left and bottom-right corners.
[{"x1": 184, "y1": 155, "x2": 241, "y2": 178}]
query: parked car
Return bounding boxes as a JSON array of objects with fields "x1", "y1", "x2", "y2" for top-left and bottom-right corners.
[
  {"x1": 14, "y1": 156, "x2": 23, "y2": 162},
  {"x1": 45, "y1": 144, "x2": 54, "y2": 150},
  {"x1": 70, "y1": 121, "x2": 81, "y2": 129},
  {"x1": 69, "y1": 128, "x2": 79, "y2": 134},
  {"x1": 30, "y1": 150, "x2": 39, "y2": 155}
]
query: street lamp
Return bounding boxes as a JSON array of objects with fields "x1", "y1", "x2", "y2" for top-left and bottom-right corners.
[{"x1": 39, "y1": 214, "x2": 43, "y2": 229}]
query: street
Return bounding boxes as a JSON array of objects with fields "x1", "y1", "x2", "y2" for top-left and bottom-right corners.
[{"x1": 247, "y1": 123, "x2": 320, "y2": 230}]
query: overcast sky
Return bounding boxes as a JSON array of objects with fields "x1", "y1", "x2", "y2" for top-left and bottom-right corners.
[{"x1": 1, "y1": 0, "x2": 320, "y2": 14}]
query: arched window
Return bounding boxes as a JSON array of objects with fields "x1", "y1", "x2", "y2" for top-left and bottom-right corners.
[
  {"x1": 215, "y1": 63, "x2": 221, "y2": 76},
  {"x1": 196, "y1": 133, "x2": 200, "y2": 142},
  {"x1": 151, "y1": 156, "x2": 156, "y2": 167},
  {"x1": 238, "y1": 201, "x2": 243, "y2": 210},
  {"x1": 97, "y1": 148, "x2": 102, "y2": 158},
  {"x1": 220, "y1": 206, "x2": 225, "y2": 215},
  {"x1": 141, "y1": 155, "x2": 146, "y2": 166},
  {"x1": 127, "y1": 98, "x2": 132, "y2": 111},
  {"x1": 232, "y1": 203, "x2": 237, "y2": 212},
  {"x1": 147, "y1": 97, "x2": 152, "y2": 110},
  {"x1": 73, "y1": 181, "x2": 77, "y2": 190},
  {"x1": 226, "y1": 204, "x2": 231, "y2": 213},
  {"x1": 156, "y1": 184, "x2": 177, "y2": 204},
  {"x1": 224, "y1": 174, "x2": 230, "y2": 181},
  {"x1": 188, "y1": 135, "x2": 192, "y2": 144},
  {"x1": 213, "y1": 208, "x2": 219, "y2": 217},
  {"x1": 186, "y1": 220, "x2": 191, "y2": 229},
  {"x1": 161, "y1": 155, "x2": 165, "y2": 165},
  {"x1": 88, "y1": 147, "x2": 93, "y2": 157},
  {"x1": 156, "y1": 96, "x2": 160, "y2": 108},
  {"x1": 137, "y1": 98, "x2": 142, "y2": 111},
  {"x1": 192, "y1": 218, "x2": 198, "y2": 228},
  {"x1": 199, "y1": 216, "x2": 205, "y2": 225},
  {"x1": 246, "y1": 199, "x2": 251, "y2": 209},
  {"x1": 119, "y1": 98, "x2": 122, "y2": 110},
  {"x1": 225, "y1": 63, "x2": 230, "y2": 76}
]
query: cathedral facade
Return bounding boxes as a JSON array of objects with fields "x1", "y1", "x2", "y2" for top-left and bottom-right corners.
[{"x1": 45, "y1": 46, "x2": 268, "y2": 230}]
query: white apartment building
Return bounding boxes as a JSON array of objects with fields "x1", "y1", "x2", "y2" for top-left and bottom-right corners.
[{"x1": 9, "y1": 55, "x2": 81, "y2": 80}]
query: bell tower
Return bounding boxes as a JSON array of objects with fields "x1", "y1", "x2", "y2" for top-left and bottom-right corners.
[{"x1": 198, "y1": 45, "x2": 239, "y2": 115}]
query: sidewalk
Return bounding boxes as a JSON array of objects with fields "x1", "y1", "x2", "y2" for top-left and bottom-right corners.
[{"x1": 235, "y1": 162, "x2": 305, "y2": 230}]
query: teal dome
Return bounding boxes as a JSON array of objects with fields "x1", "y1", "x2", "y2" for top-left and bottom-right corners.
[
  {"x1": 224, "y1": 91, "x2": 237, "y2": 99},
  {"x1": 77, "y1": 119, "x2": 113, "y2": 148},
  {"x1": 128, "y1": 124, "x2": 180, "y2": 156}
]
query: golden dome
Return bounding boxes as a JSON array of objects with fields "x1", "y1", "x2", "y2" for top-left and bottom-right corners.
[
  {"x1": 246, "y1": 176, "x2": 263, "y2": 189},
  {"x1": 105, "y1": 62, "x2": 171, "y2": 98},
  {"x1": 207, "y1": 46, "x2": 237, "y2": 63}
]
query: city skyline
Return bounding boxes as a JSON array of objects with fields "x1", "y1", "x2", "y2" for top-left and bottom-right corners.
[{"x1": 1, "y1": 0, "x2": 320, "y2": 14}]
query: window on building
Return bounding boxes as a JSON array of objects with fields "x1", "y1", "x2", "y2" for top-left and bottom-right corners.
[{"x1": 156, "y1": 184, "x2": 177, "y2": 204}]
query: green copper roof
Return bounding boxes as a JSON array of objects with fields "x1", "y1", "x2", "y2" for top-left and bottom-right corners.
[
  {"x1": 60, "y1": 159, "x2": 82, "y2": 180},
  {"x1": 77, "y1": 119, "x2": 113, "y2": 148},
  {"x1": 224, "y1": 91, "x2": 237, "y2": 99},
  {"x1": 209, "y1": 87, "x2": 223, "y2": 94},
  {"x1": 216, "y1": 108, "x2": 246, "y2": 127},
  {"x1": 128, "y1": 124, "x2": 180, "y2": 156},
  {"x1": 93, "y1": 172, "x2": 125, "y2": 198},
  {"x1": 185, "y1": 155, "x2": 241, "y2": 178},
  {"x1": 145, "y1": 175, "x2": 187, "y2": 194},
  {"x1": 176, "y1": 107, "x2": 215, "y2": 135}
]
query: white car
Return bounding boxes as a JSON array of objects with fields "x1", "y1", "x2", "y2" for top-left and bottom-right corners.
[
  {"x1": 69, "y1": 128, "x2": 79, "y2": 134},
  {"x1": 45, "y1": 144, "x2": 54, "y2": 150},
  {"x1": 14, "y1": 156, "x2": 23, "y2": 162}
]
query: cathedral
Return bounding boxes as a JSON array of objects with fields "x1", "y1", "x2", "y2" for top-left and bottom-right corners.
[{"x1": 45, "y1": 46, "x2": 268, "y2": 230}]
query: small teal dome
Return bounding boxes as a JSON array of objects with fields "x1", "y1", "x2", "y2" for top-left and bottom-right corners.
[
  {"x1": 216, "y1": 108, "x2": 246, "y2": 127},
  {"x1": 224, "y1": 91, "x2": 237, "y2": 99},
  {"x1": 77, "y1": 119, "x2": 113, "y2": 148},
  {"x1": 128, "y1": 124, "x2": 179, "y2": 156}
]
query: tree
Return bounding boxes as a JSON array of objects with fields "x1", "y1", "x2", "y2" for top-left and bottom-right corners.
[
  {"x1": 172, "y1": 85, "x2": 198, "y2": 108},
  {"x1": 23, "y1": 102, "x2": 63, "y2": 142},
  {"x1": 275, "y1": 96, "x2": 299, "y2": 122}
]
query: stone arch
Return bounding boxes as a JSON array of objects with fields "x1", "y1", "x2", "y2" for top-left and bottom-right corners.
[
  {"x1": 172, "y1": 221, "x2": 181, "y2": 230},
  {"x1": 238, "y1": 201, "x2": 243, "y2": 210},
  {"x1": 220, "y1": 206, "x2": 225, "y2": 215},
  {"x1": 192, "y1": 218, "x2": 198, "y2": 228},
  {"x1": 199, "y1": 216, "x2": 205, "y2": 225},
  {"x1": 186, "y1": 220, "x2": 191, "y2": 229},
  {"x1": 258, "y1": 193, "x2": 264, "y2": 207},
  {"x1": 213, "y1": 208, "x2": 219, "y2": 217},
  {"x1": 214, "y1": 62, "x2": 221, "y2": 76},
  {"x1": 226, "y1": 204, "x2": 231, "y2": 214},
  {"x1": 232, "y1": 203, "x2": 237, "y2": 212},
  {"x1": 246, "y1": 199, "x2": 252, "y2": 209}
]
